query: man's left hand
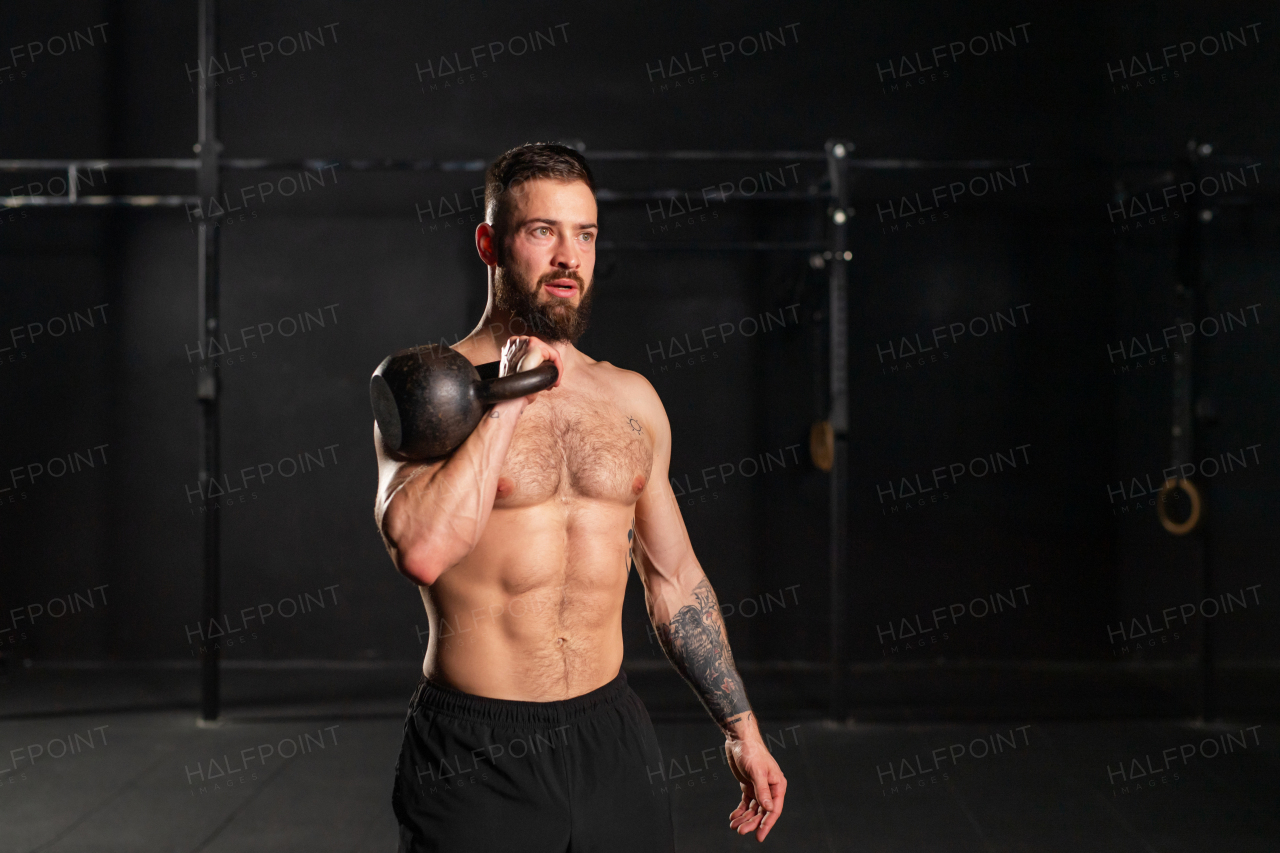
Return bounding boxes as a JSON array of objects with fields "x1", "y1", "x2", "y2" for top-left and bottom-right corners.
[{"x1": 726, "y1": 732, "x2": 787, "y2": 841}]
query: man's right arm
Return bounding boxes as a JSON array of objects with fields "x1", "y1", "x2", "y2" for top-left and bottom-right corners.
[
  {"x1": 373, "y1": 334, "x2": 563, "y2": 586},
  {"x1": 374, "y1": 395, "x2": 527, "y2": 586}
]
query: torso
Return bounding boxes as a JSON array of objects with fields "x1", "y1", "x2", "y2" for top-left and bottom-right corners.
[{"x1": 419, "y1": 346, "x2": 654, "y2": 701}]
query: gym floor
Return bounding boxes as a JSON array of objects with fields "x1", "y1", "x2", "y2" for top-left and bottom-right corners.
[{"x1": 3, "y1": 666, "x2": 1276, "y2": 853}]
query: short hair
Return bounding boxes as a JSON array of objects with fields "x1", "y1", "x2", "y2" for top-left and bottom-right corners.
[{"x1": 484, "y1": 142, "x2": 595, "y2": 231}]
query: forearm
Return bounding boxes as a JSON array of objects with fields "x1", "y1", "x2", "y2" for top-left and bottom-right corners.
[
  {"x1": 649, "y1": 569, "x2": 757, "y2": 739},
  {"x1": 382, "y1": 397, "x2": 526, "y2": 581}
]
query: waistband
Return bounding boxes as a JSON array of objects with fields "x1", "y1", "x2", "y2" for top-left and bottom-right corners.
[{"x1": 411, "y1": 669, "x2": 631, "y2": 728}]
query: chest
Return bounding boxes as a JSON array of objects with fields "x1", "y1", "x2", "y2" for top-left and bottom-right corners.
[{"x1": 497, "y1": 394, "x2": 652, "y2": 504}]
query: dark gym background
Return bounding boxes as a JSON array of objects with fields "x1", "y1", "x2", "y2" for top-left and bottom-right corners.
[{"x1": 1, "y1": 2, "x2": 1277, "y2": 851}]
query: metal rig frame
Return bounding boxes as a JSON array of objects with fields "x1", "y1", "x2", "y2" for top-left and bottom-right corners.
[{"x1": 4, "y1": 0, "x2": 1169, "y2": 722}]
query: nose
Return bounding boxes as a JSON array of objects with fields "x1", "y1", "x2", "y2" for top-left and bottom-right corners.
[{"x1": 550, "y1": 234, "x2": 581, "y2": 271}]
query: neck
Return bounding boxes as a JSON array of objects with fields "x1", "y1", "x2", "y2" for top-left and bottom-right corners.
[{"x1": 470, "y1": 302, "x2": 575, "y2": 366}]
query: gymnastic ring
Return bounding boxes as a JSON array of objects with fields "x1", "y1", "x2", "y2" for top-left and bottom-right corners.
[
  {"x1": 810, "y1": 420, "x2": 834, "y2": 472},
  {"x1": 1157, "y1": 477, "x2": 1201, "y2": 536}
]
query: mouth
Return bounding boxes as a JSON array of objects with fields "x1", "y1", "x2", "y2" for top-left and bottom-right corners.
[{"x1": 543, "y1": 279, "x2": 578, "y2": 299}]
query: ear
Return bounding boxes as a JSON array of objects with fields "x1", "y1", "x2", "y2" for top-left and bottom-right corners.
[{"x1": 476, "y1": 222, "x2": 499, "y2": 267}]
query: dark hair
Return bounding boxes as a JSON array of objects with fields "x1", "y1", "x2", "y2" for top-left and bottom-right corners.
[{"x1": 484, "y1": 142, "x2": 595, "y2": 230}]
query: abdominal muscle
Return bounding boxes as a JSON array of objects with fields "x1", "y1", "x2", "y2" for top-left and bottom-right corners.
[{"x1": 419, "y1": 496, "x2": 633, "y2": 702}]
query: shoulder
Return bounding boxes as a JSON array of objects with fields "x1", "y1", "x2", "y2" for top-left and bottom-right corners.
[
  {"x1": 592, "y1": 360, "x2": 669, "y2": 432},
  {"x1": 593, "y1": 360, "x2": 661, "y2": 405},
  {"x1": 450, "y1": 337, "x2": 495, "y2": 367}
]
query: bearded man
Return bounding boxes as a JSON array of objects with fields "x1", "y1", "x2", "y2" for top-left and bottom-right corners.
[{"x1": 374, "y1": 142, "x2": 786, "y2": 852}]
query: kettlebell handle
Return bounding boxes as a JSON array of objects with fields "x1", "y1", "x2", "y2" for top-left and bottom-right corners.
[{"x1": 476, "y1": 362, "x2": 558, "y2": 403}]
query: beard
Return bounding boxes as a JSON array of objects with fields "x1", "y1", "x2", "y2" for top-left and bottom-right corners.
[{"x1": 493, "y1": 262, "x2": 595, "y2": 344}]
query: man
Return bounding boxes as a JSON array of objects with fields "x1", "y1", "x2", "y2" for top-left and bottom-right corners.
[{"x1": 375, "y1": 143, "x2": 786, "y2": 852}]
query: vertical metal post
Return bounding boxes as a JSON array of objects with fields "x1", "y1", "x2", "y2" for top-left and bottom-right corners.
[
  {"x1": 1175, "y1": 141, "x2": 1210, "y2": 720},
  {"x1": 825, "y1": 140, "x2": 852, "y2": 719},
  {"x1": 196, "y1": 0, "x2": 222, "y2": 723}
]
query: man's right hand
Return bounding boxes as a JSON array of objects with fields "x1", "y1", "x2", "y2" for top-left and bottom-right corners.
[{"x1": 500, "y1": 335, "x2": 564, "y2": 393}]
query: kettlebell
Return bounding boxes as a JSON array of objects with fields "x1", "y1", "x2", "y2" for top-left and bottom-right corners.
[{"x1": 370, "y1": 344, "x2": 558, "y2": 460}]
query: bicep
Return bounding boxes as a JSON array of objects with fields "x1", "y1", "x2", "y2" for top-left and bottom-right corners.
[{"x1": 631, "y1": 397, "x2": 697, "y2": 583}]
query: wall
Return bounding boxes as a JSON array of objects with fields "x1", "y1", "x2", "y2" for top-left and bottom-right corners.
[{"x1": 1, "y1": 1, "x2": 1276, "y2": 715}]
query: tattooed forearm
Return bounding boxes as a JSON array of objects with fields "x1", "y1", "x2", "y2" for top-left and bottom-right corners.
[{"x1": 654, "y1": 578, "x2": 751, "y2": 728}]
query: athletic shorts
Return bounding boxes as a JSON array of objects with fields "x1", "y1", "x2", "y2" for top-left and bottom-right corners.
[{"x1": 392, "y1": 668, "x2": 675, "y2": 853}]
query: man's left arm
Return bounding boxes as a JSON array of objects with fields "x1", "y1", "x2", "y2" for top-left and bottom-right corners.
[{"x1": 630, "y1": 381, "x2": 787, "y2": 842}]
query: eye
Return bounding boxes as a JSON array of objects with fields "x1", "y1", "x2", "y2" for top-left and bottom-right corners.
[
  {"x1": 534, "y1": 226, "x2": 551, "y2": 237},
  {"x1": 579, "y1": 231, "x2": 595, "y2": 243}
]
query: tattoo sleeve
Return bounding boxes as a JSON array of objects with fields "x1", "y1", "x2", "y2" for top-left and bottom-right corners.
[{"x1": 654, "y1": 578, "x2": 751, "y2": 728}]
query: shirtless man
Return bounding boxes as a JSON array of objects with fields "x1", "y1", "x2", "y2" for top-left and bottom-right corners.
[{"x1": 375, "y1": 143, "x2": 786, "y2": 852}]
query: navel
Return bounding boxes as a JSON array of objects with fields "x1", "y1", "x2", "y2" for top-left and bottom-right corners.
[
  {"x1": 496, "y1": 477, "x2": 514, "y2": 499},
  {"x1": 631, "y1": 474, "x2": 647, "y2": 495}
]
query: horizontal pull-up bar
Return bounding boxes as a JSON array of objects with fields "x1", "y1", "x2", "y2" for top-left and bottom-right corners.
[
  {"x1": 1, "y1": 194, "x2": 198, "y2": 208},
  {"x1": 596, "y1": 189, "x2": 827, "y2": 201},
  {"x1": 0, "y1": 158, "x2": 199, "y2": 171},
  {"x1": 1, "y1": 193, "x2": 830, "y2": 208},
  {"x1": 598, "y1": 240, "x2": 825, "y2": 251},
  {"x1": 0, "y1": 152, "x2": 829, "y2": 172},
  {"x1": 0, "y1": 153, "x2": 1260, "y2": 175},
  {"x1": 222, "y1": 158, "x2": 485, "y2": 172},
  {"x1": 1, "y1": 190, "x2": 828, "y2": 208},
  {"x1": 584, "y1": 150, "x2": 826, "y2": 161},
  {"x1": 848, "y1": 158, "x2": 1027, "y2": 170}
]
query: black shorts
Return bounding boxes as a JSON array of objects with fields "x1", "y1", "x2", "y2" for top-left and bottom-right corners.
[{"x1": 392, "y1": 669, "x2": 675, "y2": 853}]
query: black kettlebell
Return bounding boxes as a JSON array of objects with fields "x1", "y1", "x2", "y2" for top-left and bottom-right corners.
[{"x1": 370, "y1": 344, "x2": 558, "y2": 460}]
